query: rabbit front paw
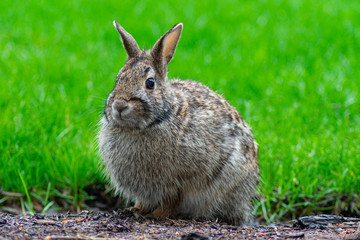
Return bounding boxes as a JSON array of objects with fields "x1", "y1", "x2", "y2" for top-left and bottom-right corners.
[{"x1": 129, "y1": 202, "x2": 147, "y2": 214}]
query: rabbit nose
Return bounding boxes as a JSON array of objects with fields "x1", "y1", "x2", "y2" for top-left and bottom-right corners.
[{"x1": 112, "y1": 99, "x2": 128, "y2": 114}]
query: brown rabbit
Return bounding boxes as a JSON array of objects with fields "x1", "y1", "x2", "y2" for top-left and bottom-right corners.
[{"x1": 98, "y1": 21, "x2": 259, "y2": 225}]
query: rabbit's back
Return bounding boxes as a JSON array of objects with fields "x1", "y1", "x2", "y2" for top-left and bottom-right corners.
[{"x1": 167, "y1": 80, "x2": 259, "y2": 223}]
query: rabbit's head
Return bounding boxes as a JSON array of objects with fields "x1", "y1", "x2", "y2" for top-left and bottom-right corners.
[{"x1": 104, "y1": 21, "x2": 183, "y2": 129}]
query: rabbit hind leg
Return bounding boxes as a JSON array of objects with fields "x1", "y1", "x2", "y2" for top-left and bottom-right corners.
[{"x1": 147, "y1": 193, "x2": 183, "y2": 219}]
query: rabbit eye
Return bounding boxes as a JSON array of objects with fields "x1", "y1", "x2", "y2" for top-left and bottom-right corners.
[{"x1": 145, "y1": 78, "x2": 155, "y2": 89}]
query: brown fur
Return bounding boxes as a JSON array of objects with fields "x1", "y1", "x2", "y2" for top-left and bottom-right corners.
[{"x1": 98, "y1": 21, "x2": 259, "y2": 225}]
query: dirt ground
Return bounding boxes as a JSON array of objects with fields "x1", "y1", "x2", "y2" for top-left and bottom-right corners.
[{"x1": 0, "y1": 210, "x2": 359, "y2": 240}]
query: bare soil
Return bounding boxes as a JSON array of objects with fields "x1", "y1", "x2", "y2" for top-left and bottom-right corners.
[{"x1": 0, "y1": 210, "x2": 359, "y2": 240}]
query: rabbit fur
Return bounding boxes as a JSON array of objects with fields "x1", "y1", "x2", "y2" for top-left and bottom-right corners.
[{"x1": 98, "y1": 21, "x2": 259, "y2": 225}]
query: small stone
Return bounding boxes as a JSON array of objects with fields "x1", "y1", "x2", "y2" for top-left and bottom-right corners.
[
  {"x1": 34, "y1": 214, "x2": 44, "y2": 219},
  {"x1": 0, "y1": 218, "x2": 7, "y2": 224},
  {"x1": 181, "y1": 232, "x2": 209, "y2": 240}
]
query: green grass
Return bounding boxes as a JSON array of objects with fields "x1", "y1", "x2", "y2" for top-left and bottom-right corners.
[{"x1": 1, "y1": 0, "x2": 359, "y2": 221}]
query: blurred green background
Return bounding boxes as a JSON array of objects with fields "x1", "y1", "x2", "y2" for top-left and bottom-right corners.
[{"x1": 0, "y1": 0, "x2": 359, "y2": 222}]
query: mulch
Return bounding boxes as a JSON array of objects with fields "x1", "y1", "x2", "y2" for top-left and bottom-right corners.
[{"x1": 0, "y1": 210, "x2": 359, "y2": 240}]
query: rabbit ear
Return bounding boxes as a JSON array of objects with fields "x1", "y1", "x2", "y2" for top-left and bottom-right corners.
[
  {"x1": 151, "y1": 23, "x2": 183, "y2": 79},
  {"x1": 113, "y1": 21, "x2": 141, "y2": 58}
]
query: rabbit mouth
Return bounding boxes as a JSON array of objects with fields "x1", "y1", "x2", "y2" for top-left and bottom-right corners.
[
  {"x1": 111, "y1": 102, "x2": 135, "y2": 125},
  {"x1": 109, "y1": 99, "x2": 150, "y2": 128}
]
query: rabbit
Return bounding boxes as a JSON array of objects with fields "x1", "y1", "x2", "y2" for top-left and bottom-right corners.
[{"x1": 98, "y1": 20, "x2": 259, "y2": 226}]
